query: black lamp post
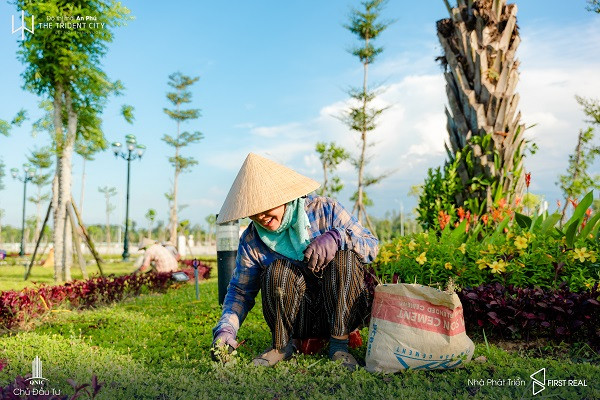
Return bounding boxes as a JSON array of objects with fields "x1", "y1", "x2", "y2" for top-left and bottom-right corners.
[
  {"x1": 112, "y1": 134, "x2": 146, "y2": 261},
  {"x1": 11, "y1": 164, "x2": 36, "y2": 257}
]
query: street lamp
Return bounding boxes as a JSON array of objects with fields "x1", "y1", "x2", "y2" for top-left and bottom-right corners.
[
  {"x1": 11, "y1": 164, "x2": 36, "y2": 257},
  {"x1": 112, "y1": 134, "x2": 146, "y2": 260}
]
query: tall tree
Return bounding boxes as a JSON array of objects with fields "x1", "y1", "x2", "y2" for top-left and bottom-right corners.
[
  {"x1": 145, "y1": 208, "x2": 156, "y2": 239},
  {"x1": 98, "y1": 186, "x2": 117, "y2": 244},
  {"x1": 27, "y1": 147, "x2": 53, "y2": 241},
  {"x1": 557, "y1": 96, "x2": 600, "y2": 222},
  {"x1": 162, "y1": 72, "x2": 204, "y2": 244},
  {"x1": 14, "y1": 0, "x2": 131, "y2": 282},
  {"x1": 435, "y1": 0, "x2": 531, "y2": 215},
  {"x1": 315, "y1": 142, "x2": 349, "y2": 198},
  {"x1": 344, "y1": 0, "x2": 391, "y2": 233}
]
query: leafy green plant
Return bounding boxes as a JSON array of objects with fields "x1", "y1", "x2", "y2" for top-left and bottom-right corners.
[
  {"x1": 514, "y1": 191, "x2": 600, "y2": 247},
  {"x1": 374, "y1": 222, "x2": 599, "y2": 292}
]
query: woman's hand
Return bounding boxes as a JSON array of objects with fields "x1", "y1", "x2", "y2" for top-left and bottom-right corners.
[
  {"x1": 211, "y1": 328, "x2": 239, "y2": 362},
  {"x1": 303, "y1": 230, "x2": 341, "y2": 272}
]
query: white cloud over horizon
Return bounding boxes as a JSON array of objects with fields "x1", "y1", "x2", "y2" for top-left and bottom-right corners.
[{"x1": 201, "y1": 19, "x2": 600, "y2": 219}]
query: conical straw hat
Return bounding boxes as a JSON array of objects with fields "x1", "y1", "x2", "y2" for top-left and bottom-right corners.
[{"x1": 216, "y1": 153, "x2": 320, "y2": 223}]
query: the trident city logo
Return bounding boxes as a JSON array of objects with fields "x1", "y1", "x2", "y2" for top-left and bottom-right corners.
[
  {"x1": 11, "y1": 10, "x2": 34, "y2": 40},
  {"x1": 25, "y1": 356, "x2": 48, "y2": 385},
  {"x1": 530, "y1": 367, "x2": 546, "y2": 396}
]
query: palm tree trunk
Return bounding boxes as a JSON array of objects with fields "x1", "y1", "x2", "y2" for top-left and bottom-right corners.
[{"x1": 438, "y1": 0, "x2": 526, "y2": 210}]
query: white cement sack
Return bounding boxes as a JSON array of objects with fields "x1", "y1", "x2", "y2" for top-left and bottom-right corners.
[{"x1": 365, "y1": 283, "x2": 474, "y2": 373}]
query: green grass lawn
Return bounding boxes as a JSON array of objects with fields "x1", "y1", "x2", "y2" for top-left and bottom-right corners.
[{"x1": 0, "y1": 277, "x2": 598, "y2": 399}]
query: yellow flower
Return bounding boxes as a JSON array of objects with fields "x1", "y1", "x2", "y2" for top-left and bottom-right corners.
[
  {"x1": 408, "y1": 240, "x2": 417, "y2": 251},
  {"x1": 573, "y1": 248, "x2": 587, "y2": 262},
  {"x1": 476, "y1": 259, "x2": 487, "y2": 270},
  {"x1": 379, "y1": 249, "x2": 392, "y2": 264},
  {"x1": 489, "y1": 260, "x2": 507, "y2": 274},
  {"x1": 444, "y1": 262, "x2": 453, "y2": 270},
  {"x1": 458, "y1": 243, "x2": 466, "y2": 255},
  {"x1": 416, "y1": 252, "x2": 427, "y2": 265},
  {"x1": 590, "y1": 252, "x2": 597, "y2": 263},
  {"x1": 514, "y1": 236, "x2": 528, "y2": 250},
  {"x1": 395, "y1": 241, "x2": 403, "y2": 252}
]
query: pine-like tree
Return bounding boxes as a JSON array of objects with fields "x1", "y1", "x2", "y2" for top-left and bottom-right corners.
[
  {"x1": 344, "y1": 0, "x2": 391, "y2": 233},
  {"x1": 162, "y1": 73, "x2": 204, "y2": 244}
]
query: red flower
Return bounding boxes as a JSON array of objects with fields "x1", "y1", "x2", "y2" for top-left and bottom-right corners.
[
  {"x1": 438, "y1": 210, "x2": 451, "y2": 230},
  {"x1": 515, "y1": 196, "x2": 522, "y2": 206},
  {"x1": 525, "y1": 173, "x2": 531, "y2": 188},
  {"x1": 570, "y1": 199, "x2": 578, "y2": 208},
  {"x1": 457, "y1": 207, "x2": 466, "y2": 221}
]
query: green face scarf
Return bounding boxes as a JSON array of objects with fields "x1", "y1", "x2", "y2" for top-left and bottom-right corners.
[{"x1": 254, "y1": 197, "x2": 311, "y2": 261}]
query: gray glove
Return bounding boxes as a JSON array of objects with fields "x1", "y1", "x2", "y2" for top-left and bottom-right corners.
[{"x1": 303, "y1": 230, "x2": 341, "y2": 272}]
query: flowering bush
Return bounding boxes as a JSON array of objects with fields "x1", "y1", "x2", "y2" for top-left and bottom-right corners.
[{"x1": 374, "y1": 227, "x2": 599, "y2": 292}]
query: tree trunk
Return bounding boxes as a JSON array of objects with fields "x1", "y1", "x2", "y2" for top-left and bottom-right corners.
[
  {"x1": 52, "y1": 85, "x2": 77, "y2": 282},
  {"x1": 52, "y1": 87, "x2": 65, "y2": 282},
  {"x1": 169, "y1": 110, "x2": 181, "y2": 244},
  {"x1": 170, "y1": 166, "x2": 179, "y2": 244},
  {"x1": 438, "y1": 0, "x2": 526, "y2": 210}
]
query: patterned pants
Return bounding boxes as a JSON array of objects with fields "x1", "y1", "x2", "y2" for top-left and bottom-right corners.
[{"x1": 261, "y1": 250, "x2": 372, "y2": 350}]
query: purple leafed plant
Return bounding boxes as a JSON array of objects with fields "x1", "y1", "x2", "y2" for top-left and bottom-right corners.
[{"x1": 459, "y1": 282, "x2": 600, "y2": 346}]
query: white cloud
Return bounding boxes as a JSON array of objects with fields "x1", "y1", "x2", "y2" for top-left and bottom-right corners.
[{"x1": 199, "y1": 20, "x2": 600, "y2": 219}]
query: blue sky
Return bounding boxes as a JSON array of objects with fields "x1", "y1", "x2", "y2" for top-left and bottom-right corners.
[{"x1": 1, "y1": 1, "x2": 599, "y2": 229}]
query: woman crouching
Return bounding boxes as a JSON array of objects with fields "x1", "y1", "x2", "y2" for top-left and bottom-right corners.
[{"x1": 212, "y1": 153, "x2": 378, "y2": 369}]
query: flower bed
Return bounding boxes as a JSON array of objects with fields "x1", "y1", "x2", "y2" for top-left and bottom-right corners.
[
  {"x1": 375, "y1": 229, "x2": 598, "y2": 292},
  {"x1": 373, "y1": 193, "x2": 599, "y2": 344},
  {"x1": 0, "y1": 260, "x2": 212, "y2": 331}
]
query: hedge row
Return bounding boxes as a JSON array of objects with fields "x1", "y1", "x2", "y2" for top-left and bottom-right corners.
[
  {"x1": 0, "y1": 262, "x2": 211, "y2": 330},
  {"x1": 458, "y1": 282, "x2": 600, "y2": 346}
]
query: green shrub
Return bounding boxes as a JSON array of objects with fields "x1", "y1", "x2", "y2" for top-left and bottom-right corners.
[{"x1": 374, "y1": 227, "x2": 599, "y2": 291}]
